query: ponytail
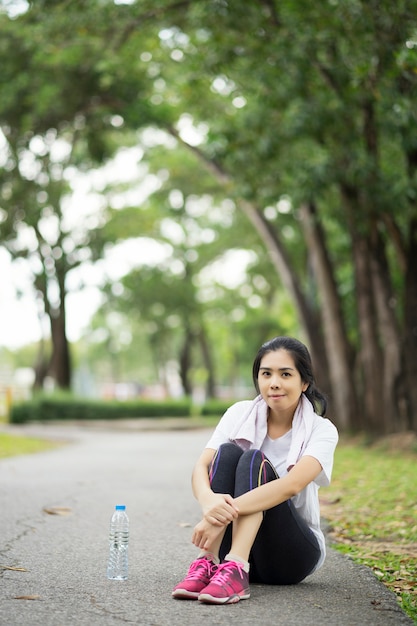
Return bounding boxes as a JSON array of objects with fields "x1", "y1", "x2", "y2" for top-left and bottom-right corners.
[{"x1": 304, "y1": 384, "x2": 327, "y2": 417}]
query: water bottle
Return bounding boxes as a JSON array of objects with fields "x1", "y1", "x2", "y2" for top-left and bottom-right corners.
[{"x1": 107, "y1": 505, "x2": 129, "y2": 580}]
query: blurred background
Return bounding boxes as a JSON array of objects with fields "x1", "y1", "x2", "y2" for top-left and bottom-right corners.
[{"x1": 1, "y1": 0, "x2": 416, "y2": 436}]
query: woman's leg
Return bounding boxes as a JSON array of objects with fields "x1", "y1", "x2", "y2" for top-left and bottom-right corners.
[
  {"x1": 250, "y1": 498, "x2": 321, "y2": 584},
  {"x1": 207, "y1": 443, "x2": 244, "y2": 558},
  {"x1": 172, "y1": 443, "x2": 243, "y2": 599},
  {"x1": 230, "y1": 449, "x2": 321, "y2": 584}
]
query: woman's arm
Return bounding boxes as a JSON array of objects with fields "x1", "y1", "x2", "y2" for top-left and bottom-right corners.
[
  {"x1": 234, "y1": 455, "x2": 322, "y2": 515},
  {"x1": 192, "y1": 448, "x2": 239, "y2": 526}
]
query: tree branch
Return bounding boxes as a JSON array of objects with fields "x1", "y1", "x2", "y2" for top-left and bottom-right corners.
[{"x1": 165, "y1": 124, "x2": 321, "y2": 341}]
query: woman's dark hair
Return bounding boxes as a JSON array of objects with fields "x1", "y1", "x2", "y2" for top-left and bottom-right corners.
[{"x1": 252, "y1": 336, "x2": 328, "y2": 416}]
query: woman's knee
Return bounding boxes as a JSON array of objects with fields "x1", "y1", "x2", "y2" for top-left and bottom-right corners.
[
  {"x1": 213, "y1": 443, "x2": 244, "y2": 470},
  {"x1": 220, "y1": 442, "x2": 244, "y2": 458},
  {"x1": 234, "y1": 449, "x2": 277, "y2": 496},
  {"x1": 209, "y1": 443, "x2": 243, "y2": 491}
]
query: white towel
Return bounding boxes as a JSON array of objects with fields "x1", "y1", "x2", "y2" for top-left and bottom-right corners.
[
  {"x1": 286, "y1": 394, "x2": 315, "y2": 471},
  {"x1": 229, "y1": 393, "x2": 315, "y2": 471},
  {"x1": 229, "y1": 394, "x2": 268, "y2": 450}
]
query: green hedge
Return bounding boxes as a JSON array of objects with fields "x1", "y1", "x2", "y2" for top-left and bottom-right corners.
[
  {"x1": 200, "y1": 399, "x2": 232, "y2": 417},
  {"x1": 9, "y1": 396, "x2": 194, "y2": 424}
]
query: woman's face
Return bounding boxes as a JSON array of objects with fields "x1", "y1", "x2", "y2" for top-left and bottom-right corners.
[{"x1": 257, "y1": 349, "x2": 308, "y2": 418}]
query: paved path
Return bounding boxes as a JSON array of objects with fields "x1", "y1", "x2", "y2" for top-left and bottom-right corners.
[{"x1": 0, "y1": 423, "x2": 413, "y2": 625}]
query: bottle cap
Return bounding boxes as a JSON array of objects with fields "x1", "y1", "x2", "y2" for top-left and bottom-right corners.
[{"x1": 115, "y1": 505, "x2": 126, "y2": 510}]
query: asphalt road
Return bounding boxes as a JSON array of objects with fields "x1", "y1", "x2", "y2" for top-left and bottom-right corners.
[{"x1": 0, "y1": 422, "x2": 413, "y2": 626}]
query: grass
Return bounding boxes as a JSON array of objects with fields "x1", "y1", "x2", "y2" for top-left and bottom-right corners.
[
  {"x1": 320, "y1": 436, "x2": 417, "y2": 623},
  {"x1": 0, "y1": 432, "x2": 57, "y2": 458}
]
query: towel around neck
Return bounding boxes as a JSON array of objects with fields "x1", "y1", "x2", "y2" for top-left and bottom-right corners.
[{"x1": 228, "y1": 393, "x2": 315, "y2": 472}]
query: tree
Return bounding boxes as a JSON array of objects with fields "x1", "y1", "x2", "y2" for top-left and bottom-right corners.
[
  {"x1": 0, "y1": 1, "x2": 166, "y2": 387},
  {"x1": 133, "y1": 0, "x2": 417, "y2": 434},
  {"x1": 2, "y1": 0, "x2": 417, "y2": 435}
]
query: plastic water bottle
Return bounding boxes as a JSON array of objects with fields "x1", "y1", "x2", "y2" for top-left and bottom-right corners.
[{"x1": 107, "y1": 505, "x2": 129, "y2": 580}]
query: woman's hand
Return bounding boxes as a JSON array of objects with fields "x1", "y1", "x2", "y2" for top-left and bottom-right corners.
[
  {"x1": 201, "y1": 493, "x2": 239, "y2": 526},
  {"x1": 192, "y1": 518, "x2": 227, "y2": 551}
]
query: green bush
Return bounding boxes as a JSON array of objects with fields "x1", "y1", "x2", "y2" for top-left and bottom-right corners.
[
  {"x1": 9, "y1": 401, "x2": 41, "y2": 424},
  {"x1": 200, "y1": 399, "x2": 232, "y2": 417},
  {"x1": 9, "y1": 395, "x2": 193, "y2": 424},
  {"x1": 9, "y1": 394, "x2": 244, "y2": 424}
]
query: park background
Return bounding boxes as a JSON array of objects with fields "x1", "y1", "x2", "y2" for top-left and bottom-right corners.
[
  {"x1": 1, "y1": 0, "x2": 417, "y2": 438},
  {"x1": 0, "y1": 2, "x2": 416, "y2": 618}
]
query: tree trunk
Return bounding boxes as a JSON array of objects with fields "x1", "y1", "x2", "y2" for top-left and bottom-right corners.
[
  {"x1": 35, "y1": 267, "x2": 71, "y2": 390},
  {"x1": 33, "y1": 338, "x2": 49, "y2": 391},
  {"x1": 343, "y1": 198, "x2": 384, "y2": 435},
  {"x1": 369, "y1": 219, "x2": 407, "y2": 433},
  {"x1": 179, "y1": 328, "x2": 193, "y2": 396},
  {"x1": 48, "y1": 313, "x2": 71, "y2": 389},
  {"x1": 197, "y1": 325, "x2": 216, "y2": 399},
  {"x1": 354, "y1": 235, "x2": 383, "y2": 433},
  {"x1": 238, "y1": 200, "x2": 331, "y2": 398},
  {"x1": 403, "y1": 216, "x2": 417, "y2": 431},
  {"x1": 298, "y1": 202, "x2": 358, "y2": 430}
]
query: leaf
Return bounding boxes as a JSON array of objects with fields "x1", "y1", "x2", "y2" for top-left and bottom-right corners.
[
  {"x1": 42, "y1": 506, "x2": 72, "y2": 516},
  {"x1": 14, "y1": 595, "x2": 42, "y2": 601},
  {"x1": 0, "y1": 565, "x2": 28, "y2": 572}
]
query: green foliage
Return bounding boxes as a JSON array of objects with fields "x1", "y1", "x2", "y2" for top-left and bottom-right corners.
[
  {"x1": 1, "y1": 0, "x2": 417, "y2": 433},
  {"x1": 9, "y1": 395, "x2": 194, "y2": 423},
  {"x1": 199, "y1": 399, "x2": 234, "y2": 417}
]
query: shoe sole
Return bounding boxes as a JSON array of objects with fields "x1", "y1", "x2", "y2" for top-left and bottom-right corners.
[
  {"x1": 198, "y1": 592, "x2": 250, "y2": 604},
  {"x1": 172, "y1": 589, "x2": 200, "y2": 600}
]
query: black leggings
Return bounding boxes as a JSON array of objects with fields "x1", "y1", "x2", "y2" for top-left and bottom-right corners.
[{"x1": 209, "y1": 442, "x2": 321, "y2": 585}]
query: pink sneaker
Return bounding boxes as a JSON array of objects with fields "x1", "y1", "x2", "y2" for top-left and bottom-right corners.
[
  {"x1": 172, "y1": 556, "x2": 217, "y2": 599},
  {"x1": 198, "y1": 560, "x2": 250, "y2": 604}
]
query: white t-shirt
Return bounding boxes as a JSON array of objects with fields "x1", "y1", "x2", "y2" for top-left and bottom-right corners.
[{"x1": 205, "y1": 400, "x2": 338, "y2": 572}]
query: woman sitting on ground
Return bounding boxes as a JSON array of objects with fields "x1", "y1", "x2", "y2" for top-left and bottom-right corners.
[{"x1": 172, "y1": 336, "x2": 339, "y2": 605}]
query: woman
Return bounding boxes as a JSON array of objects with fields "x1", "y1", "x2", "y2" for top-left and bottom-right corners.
[{"x1": 172, "y1": 336, "x2": 338, "y2": 605}]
